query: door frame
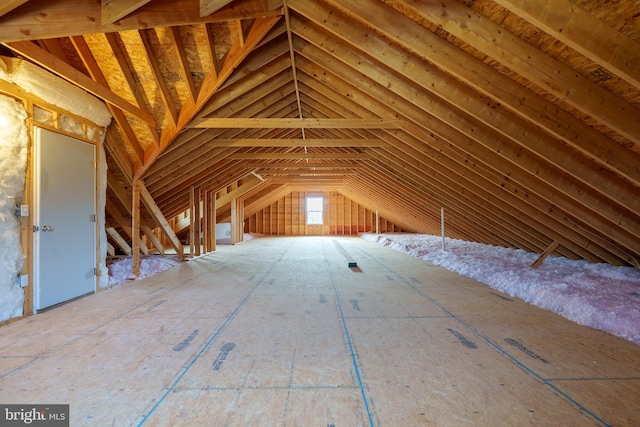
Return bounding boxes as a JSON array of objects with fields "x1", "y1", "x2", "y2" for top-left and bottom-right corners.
[{"x1": 32, "y1": 126, "x2": 99, "y2": 313}]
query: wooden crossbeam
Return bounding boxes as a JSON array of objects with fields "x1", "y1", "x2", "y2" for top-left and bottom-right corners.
[
  {"x1": 139, "y1": 180, "x2": 184, "y2": 258},
  {"x1": 228, "y1": 153, "x2": 372, "y2": 160},
  {"x1": 205, "y1": 138, "x2": 385, "y2": 147},
  {"x1": 247, "y1": 162, "x2": 363, "y2": 169},
  {"x1": 260, "y1": 170, "x2": 357, "y2": 176},
  {"x1": 0, "y1": 0, "x2": 283, "y2": 42},
  {"x1": 531, "y1": 241, "x2": 560, "y2": 268},
  {"x1": 191, "y1": 118, "x2": 401, "y2": 129},
  {"x1": 106, "y1": 227, "x2": 132, "y2": 255},
  {"x1": 102, "y1": 0, "x2": 151, "y2": 25}
]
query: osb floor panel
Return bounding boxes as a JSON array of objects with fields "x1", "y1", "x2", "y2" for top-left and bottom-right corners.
[{"x1": 1, "y1": 236, "x2": 639, "y2": 426}]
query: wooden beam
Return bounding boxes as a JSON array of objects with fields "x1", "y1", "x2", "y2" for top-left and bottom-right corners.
[
  {"x1": 141, "y1": 225, "x2": 165, "y2": 255},
  {"x1": 393, "y1": 0, "x2": 640, "y2": 146},
  {"x1": 102, "y1": 0, "x2": 152, "y2": 25},
  {"x1": 261, "y1": 170, "x2": 358, "y2": 176},
  {"x1": 192, "y1": 118, "x2": 400, "y2": 129},
  {"x1": 210, "y1": 191, "x2": 217, "y2": 252},
  {"x1": 247, "y1": 162, "x2": 364, "y2": 169},
  {"x1": 0, "y1": 0, "x2": 283, "y2": 42},
  {"x1": 4, "y1": 40, "x2": 156, "y2": 126},
  {"x1": 0, "y1": 0, "x2": 28, "y2": 19},
  {"x1": 104, "y1": 132, "x2": 135, "y2": 181},
  {"x1": 227, "y1": 152, "x2": 372, "y2": 160},
  {"x1": 202, "y1": 190, "x2": 211, "y2": 253},
  {"x1": 106, "y1": 227, "x2": 132, "y2": 255},
  {"x1": 531, "y1": 241, "x2": 560, "y2": 268},
  {"x1": 492, "y1": 0, "x2": 640, "y2": 91},
  {"x1": 294, "y1": 10, "x2": 640, "y2": 261},
  {"x1": 132, "y1": 179, "x2": 141, "y2": 276},
  {"x1": 200, "y1": 0, "x2": 234, "y2": 17},
  {"x1": 137, "y1": 29, "x2": 179, "y2": 128},
  {"x1": 139, "y1": 180, "x2": 184, "y2": 258},
  {"x1": 231, "y1": 197, "x2": 244, "y2": 244},
  {"x1": 137, "y1": 15, "x2": 281, "y2": 178},
  {"x1": 166, "y1": 26, "x2": 197, "y2": 104},
  {"x1": 323, "y1": 0, "x2": 640, "y2": 187},
  {"x1": 71, "y1": 35, "x2": 145, "y2": 170},
  {"x1": 205, "y1": 138, "x2": 385, "y2": 147},
  {"x1": 298, "y1": 38, "x2": 637, "y2": 264},
  {"x1": 215, "y1": 173, "x2": 264, "y2": 207},
  {"x1": 104, "y1": 32, "x2": 159, "y2": 145},
  {"x1": 106, "y1": 200, "x2": 150, "y2": 255}
]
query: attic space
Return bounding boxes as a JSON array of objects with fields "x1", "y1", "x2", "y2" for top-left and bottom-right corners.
[{"x1": 0, "y1": 0, "x2": 639, "y2": 425}]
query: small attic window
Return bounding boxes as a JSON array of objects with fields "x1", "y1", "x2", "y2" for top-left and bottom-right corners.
[{"x1": 306, "y1": 196, "x2": 323, "y2": 225}]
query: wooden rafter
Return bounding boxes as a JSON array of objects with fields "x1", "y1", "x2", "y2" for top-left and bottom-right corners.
[
  {"x1": 204, "y1": 24, "x2": 220, "y2": 81},
  {"x1": 166, "y1": 26, "x2": 198, "y2": 104},
  {"x1": 70, "y1": 35, "x2": 145, "y2": 169},
  {"x1": 492, "y1": 0, "x2": 640, "y2": 92},
  {"x1": 200, "y1": 0, "x2": 234, "y2": 18},
  {"x1": 102, "y1": 0, "x2": 152, "y2": 25},
  {"x1": 323, "y1": 0, "x2": 640, "y2": 188},
  {"x1": 0, "y1": 0, "x2": 283, "y2": 42},
  {"x1": 136, "y1": 14, "x2": 281, "y2": 179},
  {"x1": 104, "y1": 32, "x2": 160, "y2": 145},
  {"x1": 4, "y1": 40, "x2": 156, "y2": 126},
  {"x1": 293, "y1": 6, "x2": 640, "y2": 258},
  {"x1": 0, "y1": 0, "x2": 28, "y2": 19},
  {"x1": 283, "y1": 0, "x2": 305, "y2": 137},
  {"x1": 137, "y1": 29, "x2": 179, "y2": 128},
  {"x1": 392, "y1": 0, "x2": 640, "y2": 146}
]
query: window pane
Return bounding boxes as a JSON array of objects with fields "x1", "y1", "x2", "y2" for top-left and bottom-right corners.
[{"x1": 306, "y1": 197, "x2": 323, "y2": 225}]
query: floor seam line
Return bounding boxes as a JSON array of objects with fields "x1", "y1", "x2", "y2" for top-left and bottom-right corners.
[
  {"x1": 357, "y1": 240, "x2": 611, "y2": 427},
  {"x1": 136, "y1": 241, "x2": 293, "y2": 426},
  {"x1": 326, "y1": 242, "x2": 376, "y2": 427}
]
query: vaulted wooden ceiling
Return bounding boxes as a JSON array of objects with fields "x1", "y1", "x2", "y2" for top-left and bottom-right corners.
[{"x1": 1, "y1": 0, "x2": 639, "y2": 267}]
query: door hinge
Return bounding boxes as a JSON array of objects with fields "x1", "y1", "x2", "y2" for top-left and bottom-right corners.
[
  {"x1": 90, "y1": 214, "x2": 96, "y2": 222},
  {"x1": 94, "y1": 267, "x2": 101, "y2": 276}
]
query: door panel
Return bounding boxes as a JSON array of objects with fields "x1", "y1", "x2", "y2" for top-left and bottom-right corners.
[{"x1": 34, "y1": 127, "x2": 96, "y2": 310}]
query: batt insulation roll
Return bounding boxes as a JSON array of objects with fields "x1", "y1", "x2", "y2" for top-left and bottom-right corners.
[
  {"x1": 0, "y1": 95, "x2": 28, "y2": 321},
  {"x1": 0, "y1": 57, "x2": 112, "y2": 127}
]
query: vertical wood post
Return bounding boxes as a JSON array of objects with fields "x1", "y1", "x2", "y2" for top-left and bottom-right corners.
[
  {"x1": 441, "y1": 207, "x2": 446, "y2": 252},
  {"x1": 375, "y1": 209, "x2": 379, "y2": 234},
  {"x1": 189, "y1": 186, "x2": 195, "y2": 258},
  {"x1": 211, "y1": 191, "x2": 217, "y2": 252},
  {"x1": 132, "y1": 179, "x2": 141, "y2": 276},
  {"x1": 194, "y1": 188, "x2": 201, "y2": 256},
  {"x1": 231, "y1": 197, "x2": 244, "y2": 244},
  {"x1": 203, "y1": 189, "x2": 210, "y2": 253}
]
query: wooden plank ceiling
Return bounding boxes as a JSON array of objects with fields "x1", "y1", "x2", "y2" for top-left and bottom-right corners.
[{"x1": 1, "y1": 0, "x2": 639, "y2": 267}]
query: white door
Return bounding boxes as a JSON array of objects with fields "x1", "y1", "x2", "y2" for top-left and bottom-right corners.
[{"x1": 34, "y1": 127, "x2": 96, "y2": 311}]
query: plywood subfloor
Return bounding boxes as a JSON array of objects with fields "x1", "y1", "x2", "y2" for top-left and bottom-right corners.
[{"x1": 0, "y1": 236, "x2": 638, "y2": 426}]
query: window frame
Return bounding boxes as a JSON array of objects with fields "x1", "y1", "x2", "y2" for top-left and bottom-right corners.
[{"x1": 305, "y1": 196, "x2": 324, "y2": 225}]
